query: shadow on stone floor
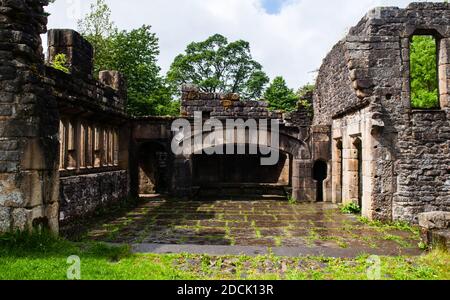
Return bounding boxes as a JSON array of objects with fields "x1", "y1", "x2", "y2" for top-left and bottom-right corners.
[{"x1": 81, "y1": 195, "x2": 423, "y2": 256}]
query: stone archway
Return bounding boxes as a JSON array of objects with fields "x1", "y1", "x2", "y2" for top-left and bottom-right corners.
[
  {"x1": 138, "y1": 141, "x2": 170, "y2": 195},
  {"x1": 353, "y1": 137, "x2": 363, "y2": 209},
  {"x1": 173, "y1": 130, "x2": 313, "y2": 201}
]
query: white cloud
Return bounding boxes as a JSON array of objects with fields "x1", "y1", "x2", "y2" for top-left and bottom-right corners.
[{"x1": 44, "y1": 0, "x2": 436, "y2": 88}]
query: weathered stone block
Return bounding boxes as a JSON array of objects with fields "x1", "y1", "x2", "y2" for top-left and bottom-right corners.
[
  {"x1": 47, "y1": 29, "x2": 94, "y2": 77},
  {"x1": 0, "y1": 207, "x2": 11, "y2": 232},
  {"x1": 12, "y1": 207, "x2": 31, "y2": 231},
  {"x1": 418, "y1": 211, "x2": 450, "y2": 230}
]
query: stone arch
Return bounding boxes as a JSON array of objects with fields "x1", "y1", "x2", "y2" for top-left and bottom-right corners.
[
  {"x1": 176, "y1": 130, "x2": 311, "y2": 201},
  {"x1": 184, "y1": 131, "x2": 310, "y2": 160}
]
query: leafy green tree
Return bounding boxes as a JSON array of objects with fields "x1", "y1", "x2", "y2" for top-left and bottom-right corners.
[
  {"x1": 297, "y1": 83, "x2": 315, "y2": 100},
  {"x1": 107, "y1": 26, "x2": 179, "y2": 116},
  {"x1": 78, "y1": 0, "x2": 179, "y2": 116},
  {"x1": 167, "y1": 34, "x2": 269, "y2": 99},
  {"x1": 264, "y1": 76, "x2": 298, "y2": 112},
  {"x1": 78, "y1": 0, "x2": 117, "y2": 77},
  {"x1": 297, "y1": 83, "x2": 315, "y2": 114},
  {"x1": 410, "y1": 35, "x2": 439, "y2": 109}
]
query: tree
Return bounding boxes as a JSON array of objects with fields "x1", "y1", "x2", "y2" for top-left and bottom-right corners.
[
  {"x1": 167, "y1": 34, "x2": 269, "y2": 99},
  {"x1": 410, "y1": 35, "x2": 439, "y2": 109},
  {"x1": 108, "y1": 26, "x2": 179, "y2": 116},
  {"x1": 297, "y1": 83, "x2": 315, "y2": 113},
  {"x1": 78, "y1": 0, "x2": 117, "y2": 77},
  {"x1": 264, "y1": 76, "x2": 298, "y2": 112},
  {"x1": 78, "y1": 1, "x2": 179, "y2": 116}
]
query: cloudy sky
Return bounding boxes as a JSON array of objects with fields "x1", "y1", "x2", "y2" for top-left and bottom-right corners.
[{"x1": 45, "y1": 0, "x2": 438, "y2": 88}]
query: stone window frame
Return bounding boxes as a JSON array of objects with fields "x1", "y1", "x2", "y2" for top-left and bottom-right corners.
[
  {"x1": 59, "y1": 120, "x2": 67, "y2": 170},
  {"x1": 406, "y1": 29, "x2": 448, "y2": 110},
  {"x1": 59, "y1": 117, "x2": 122, "y2": 177}
]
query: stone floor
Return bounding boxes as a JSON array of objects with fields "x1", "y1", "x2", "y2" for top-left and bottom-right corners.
[{"x1": 86, "y1": 196, "x2": 423, "y2": 256}]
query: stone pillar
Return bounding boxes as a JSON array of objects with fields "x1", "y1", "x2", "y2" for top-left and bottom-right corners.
[
  {"x1": 342, "y1": 137, "x2": 360, "y2": 205},
  {"x1": 292, "y1": 159, "x2": 314, "y2": 202},
  {"x1": 47, "y1": 29, "x2": 93, "y2": 78},
  {"x1": 331, "y1": 139, "x2": 343, "y2": 204},
  {"x1": 342, "y1": 135, "x2": 358, "y2": 204},
  {"x1": 99, "y1": 71, "x2": 127, "y2": 105},
  {"x1": 439, "y1": 38, "x2": 450, "y2": 108},
  {"x1": 0, "y1": 0, "x2": 60, "y2": 233}
]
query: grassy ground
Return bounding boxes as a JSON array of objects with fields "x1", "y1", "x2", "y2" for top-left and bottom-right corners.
[{"x1": 0, "y1": 232, "x2": 448, "y2": 280}]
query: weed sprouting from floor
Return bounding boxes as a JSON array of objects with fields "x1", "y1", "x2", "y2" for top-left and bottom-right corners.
[
  {"x1": 288, "y1": 196, "x2": 298, "y2": 205},
  {"x1": 340, "y1": 203, "x2": 361, "y2": 214}
]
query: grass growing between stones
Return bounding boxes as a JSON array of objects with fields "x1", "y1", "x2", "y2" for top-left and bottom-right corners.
[{"x1": 0, "y1": 231, "x2": 448, "y2": 280}]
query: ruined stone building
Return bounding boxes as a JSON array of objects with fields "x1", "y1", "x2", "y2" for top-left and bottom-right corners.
[{"x1": 0, "y1": 1, "x2": 449, "y2": 234}]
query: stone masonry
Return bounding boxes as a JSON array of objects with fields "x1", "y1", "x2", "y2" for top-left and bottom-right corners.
[
  {"x1": 0, "y1": 0, "x2": 60, "y2": 232},
  {"x1": 314, "y1": 2, "x2": 450, "y2": 223},
  {"x1": 0, "y1": 1, "x2": 449, "y2": 234}
]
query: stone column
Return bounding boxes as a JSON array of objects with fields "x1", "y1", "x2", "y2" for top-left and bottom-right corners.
[
  {"x1": 292, "y1": 159, "x2": 314, "y2": 202},
  {"x1": 331, "y1": 139, "x2": 343, "y2": 204},
  {"x1": 349, "y1": 138, "x2": 361, "y2": 205},
  {"x1": 99, "y1": 71, "x2": 127, "y2": 105},
  {"x1": 342, "y1": 136, "x2": 360, "y2": 205},
  {"x1": 0, "y1": 0, "x2": 60, "y2": 233}
]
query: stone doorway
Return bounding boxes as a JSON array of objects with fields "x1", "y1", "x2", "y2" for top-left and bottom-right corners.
[
  {"x1": 353, "y1": 138, "x2": 363, "y2": 209},
  {"x1": 138, "y1": 142, "x2": 170, "y2": 195},
  {"x1": 313, "y1": 160, "x2": 328, "y2": 202}
]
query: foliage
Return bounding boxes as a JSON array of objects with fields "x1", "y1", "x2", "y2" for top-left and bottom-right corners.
[
  {"x1": 358, "y1": 216, "x2": 420, "y2": 236},
  {"x1": 297, "y1": 83, "x2": 315, "y2": 99},
  {"x1": 340, "y1": 202, "x2": 361, "y2": 214},
  {"x1": 106, "y1": 26, "x2": 179, "y2": 116},
  {"x1": 167, "y1": 34, "x2": 269, "y2": 99},
  {"x1": 51, "y1": 53, "x2": 70, "y2": 74},
  {"x1": 297, "y1": 83, "x2": 315, "y2": 114},
  {"x1": 78, "y1": 0, "x2": 179, "y2": 116},
  {"x1": 77, "y1": 0, "x2": 117, "y2": 77},
  {"x1": 410, "y1": 35, "x2": 439, "y2": 109},
  {"x1": 288, "y1": 196, "x2": 298, "y2": 205},
  {"x1": 264, "y1": 76, "x2": 298, "y2": 112}
]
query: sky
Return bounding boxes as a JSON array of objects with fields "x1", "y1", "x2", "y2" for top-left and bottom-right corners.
[{"x1": 44, "y1": 0, "x2": 440, "y2": 89}]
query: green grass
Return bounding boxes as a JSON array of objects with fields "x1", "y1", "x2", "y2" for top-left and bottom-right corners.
[
  {"x1": 358, "y1": 217, "x2": 420, "y2": 236},
  {"x1": 0, "y1": 231, "x2": 448, "y2": 280}
]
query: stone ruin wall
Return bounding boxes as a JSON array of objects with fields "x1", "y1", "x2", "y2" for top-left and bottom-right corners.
[
  {"x1": 47, "y1": 29, "x2": 130, "y2": 232},
  {"x1": 0, "y1": 0, "x2": 60, "y2": 233},
  {"x1": 1, "y1": 1, "x2": 449, "y2": 234},
  {"x1": 179, "y1": 85, "x2": 315, "y2": 201},
  {"x1": 313, "y1": 2, "x2": 450, "y2": 223},
  {"x1": 181, "y1": 84, "x2": 283, "y2": 120},
  {"x1": 0, "y1": 0, "x2": 130, "y2": 233}
]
